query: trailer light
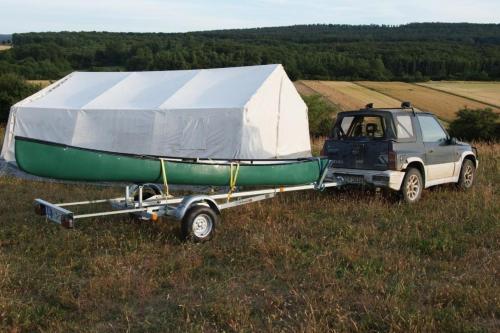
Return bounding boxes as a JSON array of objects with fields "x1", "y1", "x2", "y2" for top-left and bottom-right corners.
[
  {"x1": 151, "y1": 212, "x2": 159, "y2": 222},
  {"x1": 61, "y1": 215, "x2": 74, "y2": 228},
  {"x1": 34, "y1": 204, "x2": 46, "y2": 216}
]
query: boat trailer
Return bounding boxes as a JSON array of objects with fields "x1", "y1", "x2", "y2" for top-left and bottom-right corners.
[{"x1": 33, "y1": 162, "x2": 338, "y2": 242}]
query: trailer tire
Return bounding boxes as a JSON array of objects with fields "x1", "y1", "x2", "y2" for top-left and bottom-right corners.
[{"x1": 181, "y1": 205, "x2": 219, "y2": 242}]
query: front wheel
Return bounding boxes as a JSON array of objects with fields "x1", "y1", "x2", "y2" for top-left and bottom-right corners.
[
  {"x1": 400, "y1": 168, "x2": 423, "y2": 204},
  {"x1": 457, "y1": 159, "x2": 475, "y2": 190},
  {"x1": 181, "y1": 205, "x2": 219, "y2": 242}
]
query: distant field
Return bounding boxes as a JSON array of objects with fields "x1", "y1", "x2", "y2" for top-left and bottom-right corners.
[
  {"x1": 298, "y1": 81, "x2": 400, "y2": 110},
  {"x1": 294, "y1": 80, "x2": 317, "y2": 96},
  {"x1": 0, "y1": 45, "x2": 12, "y2": 51},
  {"x1": 27, "y1": 80, "x2": 53, "y2": 88},
  {"x1": 356, "y1": 81, "x2": 498, "y2": 122},
  {"x1": 418, "y1": 81, "x2": 500, "y2": 108}
]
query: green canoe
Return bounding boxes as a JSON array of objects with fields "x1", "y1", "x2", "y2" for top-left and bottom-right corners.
[{"x1": 15, "y1": 137, "x2": 329, "y2": 186}]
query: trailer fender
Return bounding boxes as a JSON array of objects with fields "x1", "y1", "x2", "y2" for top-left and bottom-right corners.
[{"x1": 174, "y1": 195, "x2": 221, "y2": 220}]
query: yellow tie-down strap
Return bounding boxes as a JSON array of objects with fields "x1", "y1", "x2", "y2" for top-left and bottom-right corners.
[
  {"x1": 227, "y1": 162, "x2": 240, "y2": 202},
  {"x1": 159, "y1": 158, "x2": 170, "y2": 198}
]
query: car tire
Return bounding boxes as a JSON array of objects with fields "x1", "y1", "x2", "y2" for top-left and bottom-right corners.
[
  {"x1": 456, "y1": 159, "x2": 475, "y2": 190},
  {"x1": 400, "y1": 168, "x2": 423, "y2": 204},
  {"x1": 181, "y1": 205, "x2": 219, "y2": 242}
]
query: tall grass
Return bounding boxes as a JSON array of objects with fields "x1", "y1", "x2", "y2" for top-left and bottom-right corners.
[{"x1": 0, "y1": 130, "x2": 498, "y2": 332}]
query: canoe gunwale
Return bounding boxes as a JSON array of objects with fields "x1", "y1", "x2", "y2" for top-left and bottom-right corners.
[{"x1": 14, "y1": 136, "x2": 324, "y2": 166}]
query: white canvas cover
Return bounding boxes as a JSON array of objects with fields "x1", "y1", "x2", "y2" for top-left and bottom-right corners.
[{"x1": 1, "y1": 64, "x2": 311, "y2": 163}]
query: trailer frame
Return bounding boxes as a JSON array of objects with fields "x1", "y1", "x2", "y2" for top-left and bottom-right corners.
[{"x1": 33, "y1": 162, "x2": 338, "y2": 241}]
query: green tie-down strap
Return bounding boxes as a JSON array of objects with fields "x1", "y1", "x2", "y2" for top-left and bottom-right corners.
[
  {"x1": 160, "y1": 158, "x2": 169, "y2": 198},
  {"x1": 227, "y1": 162, "x2": 240, "y2": 202}
]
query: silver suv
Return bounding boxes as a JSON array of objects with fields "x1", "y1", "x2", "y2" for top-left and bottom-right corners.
[{"x1": 322, "y1": 103, "x2": 478, "y2": 203}]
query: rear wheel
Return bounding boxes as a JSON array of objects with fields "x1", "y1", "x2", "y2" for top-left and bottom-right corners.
[
  {"x1": 457, "y1": 159, "x2": 475, "y2": 190},
  {"x1": 181, "y1": 205, "x2": 219, "y2": 242},
  {"x1": 400, "y1": 168, "x2": 423, "y2": 203}
]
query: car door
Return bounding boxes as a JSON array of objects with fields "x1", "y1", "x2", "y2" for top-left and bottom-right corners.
[{"x1": 417, "y1": 115, "x2": 456, "y2": 181}]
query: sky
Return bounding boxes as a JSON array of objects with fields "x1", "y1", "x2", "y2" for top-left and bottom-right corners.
[{"x1": 1, "y1": 0, "x2": 499, "y2": 33}]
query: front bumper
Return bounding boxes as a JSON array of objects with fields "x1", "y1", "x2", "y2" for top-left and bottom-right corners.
[{"x1": 329, "y1": 168, "x2": 405, "y2": 191}]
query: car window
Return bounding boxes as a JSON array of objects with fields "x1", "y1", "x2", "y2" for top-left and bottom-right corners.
[
  {"x1": 395, "y1": 115, "x2": 414, "y2": 139},
  {"x1": 418, "y1": 115, "x2": 447, "y2": 142},
  {"x1": 348, "y1": 116, "x2": 385, "y2": 138},
  {"x1": 340, "y1": 116, "x2": 354, "y2": 134}
]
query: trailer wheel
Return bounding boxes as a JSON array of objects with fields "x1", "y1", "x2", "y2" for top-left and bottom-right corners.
[{"x1": 181, "y1": 205, "x2": 219, "y2": 242}]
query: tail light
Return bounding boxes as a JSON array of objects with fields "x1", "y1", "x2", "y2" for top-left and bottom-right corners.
[{"x1": 388, "y1": 150, "x2": 397, "y2": 170}]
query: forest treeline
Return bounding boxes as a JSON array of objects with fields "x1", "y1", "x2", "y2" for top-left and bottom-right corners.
[{"x1": 0, "y1": 23, "x2": 499, "y2": 81}]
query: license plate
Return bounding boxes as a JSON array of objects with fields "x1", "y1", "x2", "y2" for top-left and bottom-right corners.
[
  {"x1": 341, "y1": 174, "x2": 364, "y2": 184},
  {"x1": 35, "y1": 199, "x2": 72, "y2": 225},
  {"x1": 45, "y1": 205, "x2": 65, "y2": 223}
]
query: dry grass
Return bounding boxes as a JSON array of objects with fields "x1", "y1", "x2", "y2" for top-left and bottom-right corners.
[
  {"x1": 0, "y1": 45, "x2": 11, "y2": 51},
  {"x1": 418, "y1": 81, "x2": 500, "y2": 108},
  {"x1": 26, "y1": 80, "x2": 53, "y2": 88},
  {"x1": 294, "y1": 81, "x2": 317, "y2": 96},
  {"x1": 0, "y1": 127, "x2": 499, "y2": 332},
  {"x1": 357, "y1": 81, "x2": 499, "y2": 122},
  {"x1": 299, "y1": 81, "x2": 401, "y2": 111}
]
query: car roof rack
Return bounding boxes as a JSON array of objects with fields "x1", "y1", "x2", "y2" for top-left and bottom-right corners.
[
  {"x1": 401, "y1": 101, "x2": 417, "y2": 116},
  {"x1": 346, "y1": 101, "x2": 423, "y2": 116}
]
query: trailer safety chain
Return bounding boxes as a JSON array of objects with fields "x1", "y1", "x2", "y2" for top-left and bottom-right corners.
[
  {"x1": 227, "y1": 162, "x2": 240, "y2": 202},
  {"x1": 159, "y1": 158, "x2": 170, "y2": 198}
]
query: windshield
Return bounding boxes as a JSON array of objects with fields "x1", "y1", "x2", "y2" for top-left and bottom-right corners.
[{"x1": 333, "y1": 115, "x2": 387, "y2": 140}]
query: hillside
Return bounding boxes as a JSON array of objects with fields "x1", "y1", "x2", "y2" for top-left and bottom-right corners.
[{"x1": 0, "y1": 23, "x2": 499, "y2": 80}]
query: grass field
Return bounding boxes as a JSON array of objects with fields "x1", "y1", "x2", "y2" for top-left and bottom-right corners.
[
  {"x1": 357, "y1": 81, "x2": 499, "y2": 122},
  {"x1": 298, "y1": 81, "x2": 401, "y2": 110},
  {"x1": 418, "y1": 81, "x2": 500, "y2": 108},
  {"x1": 0, "y1": 45, "x2": 11, "y2": 51},
  {"x1": 0, "y1": 126, "x2": 499, "y2": 332}
]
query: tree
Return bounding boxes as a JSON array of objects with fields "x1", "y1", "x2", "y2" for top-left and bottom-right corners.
[
  {"x1": 302, "y1": 94, "x2": 339, "y2": 137},
  {"x1": 126, "y1": 47, "x2": 153, "y2": 70},
  {"x1": 0, "y1": 73, "x2": 41, "y2": 122},
  {"x1": 2, "y1": 25, "x2": 500, "y2": 81},
  {"x1": 449, "y1": 108, "x2": 499, "y2": 141}
]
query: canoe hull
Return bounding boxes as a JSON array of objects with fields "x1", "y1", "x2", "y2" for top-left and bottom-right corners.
[{"x1": 15, "y1": 137, "x2": 328, "y2": 186}]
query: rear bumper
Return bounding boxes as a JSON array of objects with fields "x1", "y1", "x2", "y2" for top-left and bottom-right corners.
[{"x1": 329, "y1": 168, "x2": 405, "y2": 191}]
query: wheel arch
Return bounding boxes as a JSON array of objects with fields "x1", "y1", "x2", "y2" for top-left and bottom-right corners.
[
  {"x1": 404, "y1": 160, "x2": 426, "y2": 184},
  {"x1": 175, "y1": 195, "x2": 221, "y2": 220},
  {"x1": 463, "y1": 153, "x2": 477, "y2": 168}
]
